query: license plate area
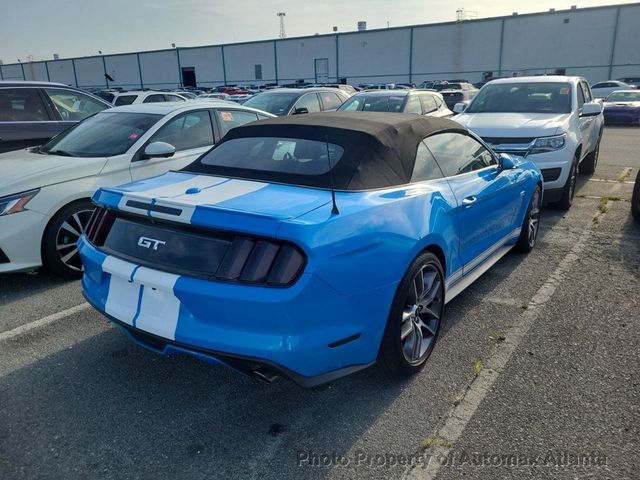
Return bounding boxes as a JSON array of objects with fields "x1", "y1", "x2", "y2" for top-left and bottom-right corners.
[{"x1": 103, "y1": 256, "x2": 182, "y2": 341}]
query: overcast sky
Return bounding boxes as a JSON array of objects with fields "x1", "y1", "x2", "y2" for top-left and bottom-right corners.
[{"x1": 1, "y1": 0, "x2": 636, "y2": 63}]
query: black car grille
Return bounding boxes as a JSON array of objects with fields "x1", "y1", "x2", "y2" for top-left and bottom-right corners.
[{"x1": 541, "y1": 168, "x2": 562, "y2": 182}]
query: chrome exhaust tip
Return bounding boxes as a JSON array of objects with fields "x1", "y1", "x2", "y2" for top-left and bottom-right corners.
[{"x1": 252, "y1": 366, "x2": 279, "y2": 384}]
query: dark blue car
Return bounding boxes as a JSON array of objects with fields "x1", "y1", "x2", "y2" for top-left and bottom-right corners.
[
  {"x1": 603, "y1": 90, "x2": 640, "y2": 126},
  {"x1": 79, "y1": 112, "x2": 542, "y2": 387}
]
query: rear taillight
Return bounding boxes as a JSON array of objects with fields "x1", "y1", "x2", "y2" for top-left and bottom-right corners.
[
  {"x1": 85, "y1": 207, "x2": 116, "y2": 246},
  {"x1": 216, "y1": 237, "x2": 305, "y2": 287},
  {"x1": 86, "y1": 209, "x2": 306, "y2": 287}
]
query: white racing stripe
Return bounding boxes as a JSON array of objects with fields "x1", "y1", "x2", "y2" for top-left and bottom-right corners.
[
  {"x1": 132, "y1": 266, "x2": 181, "y2": 340},
  {"x1": 104, "y1": 256, "x2": 140, "y2": 325},
  {"x1": 170, "y1": 179, "x2": 268, "y2": 206},
  {"x1": 0, "y1": 303, "x2": 91, "y2": 342},
  {"x1": 117, "y1": 177, "x2": 268, "y2": 224},
  {"x1": 135, "y1": 175, "x2": 228, "y2": 199},
  {"x1": 101, "y1": 256, "x2": 183, "y2": 341}
]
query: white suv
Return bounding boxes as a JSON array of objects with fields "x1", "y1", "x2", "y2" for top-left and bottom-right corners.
[{"x1": 454, "y1": 76, "x2": 604, "y2": 209}]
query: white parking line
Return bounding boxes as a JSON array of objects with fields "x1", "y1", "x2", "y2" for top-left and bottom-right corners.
[
  {"x1": 405, "y1": 227, "x2": 593, "y2": 480},
  {"x1": 586, "y1": 178, "x2": 635, "y2": 184},
  {"x1": 0, "y1": 303, "x2": 90, "y2": 342}
]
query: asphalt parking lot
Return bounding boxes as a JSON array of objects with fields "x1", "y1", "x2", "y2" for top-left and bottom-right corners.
[{"x1": 1, "y1": 128, "x2": 638, "y2": 480}]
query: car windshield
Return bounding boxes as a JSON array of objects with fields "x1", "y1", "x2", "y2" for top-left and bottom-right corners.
[
  {"x1": 243, "y1": 93, "x2": 299, "y2": 116},
  {"x1": 40, "y1": 112, "x2": 161, "y2": 157},
  {"x1": 338, "y1": 95, "x2": 406, "y2": 112},
  {"x1": 441, "y1": 83, "x2": 462, "y2": 90},
  {"x1": 190, "y1": 137, "x2": 344, "y2": 177},
  {"x1": 606, "y1": 91, "x2": 640, "y2": 102},
  {"x1": 465, "y1": 82, "x2": 572, "y2": 114}
]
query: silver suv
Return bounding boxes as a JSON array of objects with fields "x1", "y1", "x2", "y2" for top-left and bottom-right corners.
[{"x1": 454, "y1": 76, "x2": 604, "y2": 210}]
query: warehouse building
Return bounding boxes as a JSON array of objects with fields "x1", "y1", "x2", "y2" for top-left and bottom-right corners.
[{"x1": 1, "y1": 2, "x2": 639, "y2": 89}]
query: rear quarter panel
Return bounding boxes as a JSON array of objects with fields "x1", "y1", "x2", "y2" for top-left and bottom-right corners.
[{"x1": 277, "y1": 180, "x2": 461, "y2": 297}]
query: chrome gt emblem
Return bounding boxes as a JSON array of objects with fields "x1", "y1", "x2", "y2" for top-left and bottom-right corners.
[{"x1": 137, "y1": 236, "x2": 166, "y2": 251}]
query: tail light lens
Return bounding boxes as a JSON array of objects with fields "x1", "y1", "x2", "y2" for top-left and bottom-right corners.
[
  {"x1": 86, "y1": 208, "x2": 306, "y2": 287},
  {"x1": 85, "y1": 207, "x2": 116, "y2": 246},
  {"x1": 216, "y1": 237, "x2": 306, "y2": 287}
]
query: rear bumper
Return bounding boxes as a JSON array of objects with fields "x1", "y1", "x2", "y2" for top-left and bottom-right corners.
[
  {"x1": 79, "y1": 236, "x2": 394, "y2": 386},
  {"x1": 83, "y1": 292, "x2": 372, "y2": 387}
]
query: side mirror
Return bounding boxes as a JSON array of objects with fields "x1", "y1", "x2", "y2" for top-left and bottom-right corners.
[
  {"x1": 292, "y1": 107, "x2": 309, "y2": 115},
  {"x1": 142, "y1": 141, "x2": 176, "y2": 159},
  {"x1": 498, "y1": 153, "x2": 517, "y2": 171},
  {"x1": 581, "y1": 102, "x2": 603, "y2": 117},
  {"x1": 453, "y1": 102, "x2": 466, "y2": 113}
]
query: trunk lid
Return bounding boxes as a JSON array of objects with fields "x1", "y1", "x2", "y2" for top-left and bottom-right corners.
[{"x1": 95, "y1": 171, "x2": 332, "y2": 237}]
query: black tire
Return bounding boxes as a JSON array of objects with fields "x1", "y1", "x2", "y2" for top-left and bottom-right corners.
[
  {"x1": 514, "y1": 185, "x2": 542, "y2": 253},
  {"x1": 632, "y1": 171, "x2": 640, "y2": 222},
  {"x1": 42, "y1": 200, "x2": 95, "y2": 278},
  {"x1": 580, "y1": 134, "x2": 601, "y2": 176},
  {"x1": 378, "y1": 251, "x2": 445, "y2": 376},
  {"x1": 555, "y1": 155, "x2": 579, "y2": 211}
]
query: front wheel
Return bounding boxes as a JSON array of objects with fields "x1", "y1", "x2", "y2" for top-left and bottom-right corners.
[
  {"x1": 42, "y1": 200, "x2": 94, "y2": 278},
  {"x1": 379, "y1": 251, "x2": 445, "y2": 376},
  {"x1": 632, "y1": 171, "x2": 640, "y2": 221},
  {"x1": 514, "y1": 185, "x2": 542, "y2": 253},
  {"x1": 555, "y1": 156, "x2": 578, "y2": 211},
  {"x1": 580, "y1": 135, "x2": 601, "y2": 176}
]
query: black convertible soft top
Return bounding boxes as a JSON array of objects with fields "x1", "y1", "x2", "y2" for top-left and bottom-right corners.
[{"x1": 188, "y1": 112, "x2": 467, "y2": 190}]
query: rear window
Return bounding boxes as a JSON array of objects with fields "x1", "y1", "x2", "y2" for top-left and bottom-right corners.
[
  {"x1": 114, "y1": 95, "x2": 137, "y2": 106},
  {"x1": 193, "y1": 137, "x2": 344, "y2": 176}
]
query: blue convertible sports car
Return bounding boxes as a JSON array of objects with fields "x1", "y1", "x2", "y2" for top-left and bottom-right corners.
[{"x1": 79, "y1": 112, "x2": 542, "y2": 386}]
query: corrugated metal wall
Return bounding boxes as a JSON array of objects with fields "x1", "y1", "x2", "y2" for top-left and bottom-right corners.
[{"x1": 2, "y1": 3, "x2": 638, "y2": 88}]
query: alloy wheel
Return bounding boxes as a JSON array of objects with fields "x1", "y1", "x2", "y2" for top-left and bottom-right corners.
[
  {"x1": 400, "y1": 264, "x2": 444, "y2": 365},
  {"x1": 569, "y1": 162, "x2": 577, "y2": 201},
  {"x1": 55, "y1": 209, "x2": 94, "y2": 272},
  {"x1": 528, "y1": 188, "x2": 541, "y2": 247}
]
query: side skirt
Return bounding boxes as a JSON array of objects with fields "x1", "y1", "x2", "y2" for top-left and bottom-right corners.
[{"x1": 444, "y1": 229, "x2": 520, "y2": 304}]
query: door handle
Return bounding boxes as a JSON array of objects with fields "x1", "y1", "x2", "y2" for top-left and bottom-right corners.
[{"x1": 462, "y1": 196, "x2": 477, "y2": 205}]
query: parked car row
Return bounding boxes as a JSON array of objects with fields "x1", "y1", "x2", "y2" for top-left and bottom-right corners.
[
  {"x1": 2, "y1": 72, "x2": 638, "y2": 387},
  {"x1": 0, "y1": 75, "x2": 614, "y2": 280}
]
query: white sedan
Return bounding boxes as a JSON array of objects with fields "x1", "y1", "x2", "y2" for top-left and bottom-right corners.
[
  {"x1": 590, "y1": 80, "x2": 635, "y2": 99},
  {"x1": 112, "y1": 90, "x2": 188, "y2": 106},
  {"x1": 0, "y1": 101, "x2": 273, "y2": 276}
]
